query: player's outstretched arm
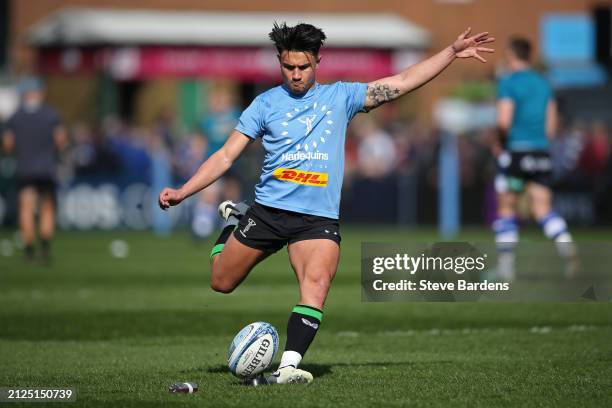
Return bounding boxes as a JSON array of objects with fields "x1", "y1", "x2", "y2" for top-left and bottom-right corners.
[
  {"x1": 364, "y1": 27, "x2": 495, "y2": 111},
  {"x1": 158, "y1": 130, "x2": 252, "y2": 210}
]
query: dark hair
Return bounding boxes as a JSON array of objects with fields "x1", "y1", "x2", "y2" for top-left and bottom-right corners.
[
  {"x1": 268, "y1": 22, "x2": 327, "y2": 56},
  {"x1": 508, "y1": 37, "x2": 531, "y2": 62}
]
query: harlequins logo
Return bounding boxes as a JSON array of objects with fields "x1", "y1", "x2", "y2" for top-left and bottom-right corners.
[
  {"x1": 273, "y1": 168, "x2": 328, "y2": 187},
  {"x1": 298, "y1": 114, "x2": 317, "y2": 135},
  {"x1": 280, "y1": 101, "x2": 333, "y2": 153},
  {"x1": 240, "y1": 218, "x2": 256, "y2": 237}
]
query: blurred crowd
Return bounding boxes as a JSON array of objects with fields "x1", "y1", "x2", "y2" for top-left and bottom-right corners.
[
  {"x1": 343, "y1": 112, "x2": 611, "y2": 225},
  {"x1": 1, "y1": 88, "x2": 611, "y2": 231}
]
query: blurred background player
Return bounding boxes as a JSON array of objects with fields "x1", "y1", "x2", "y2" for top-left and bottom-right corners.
[
  {"x1": 159, "y1": 22, "x2": 494, "y2": 384},
  {"x1": 494, "y1": 37, "x2": 578, "y2": 281},
  {"x1": 191, "y1": 86, "x2": 242, "y2": 239},
  {"x1": 1, "y1": 77, "x2": 67, "y2": 262}
]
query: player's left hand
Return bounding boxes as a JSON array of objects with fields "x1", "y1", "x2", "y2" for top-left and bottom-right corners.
[
  {"x1": 452, "y1": 27, "x2": 495, "y2": 63},
  {"x1": 158, "y1": 187, "x2": 185, "y2": 210}
]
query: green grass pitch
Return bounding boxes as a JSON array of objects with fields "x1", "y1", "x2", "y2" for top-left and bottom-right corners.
[{"x1": 1, "y1": 227, "x2": 611, "y2": 407}]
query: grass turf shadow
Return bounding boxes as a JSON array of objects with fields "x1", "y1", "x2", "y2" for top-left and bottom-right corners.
[
  {"x1": 204, "y1": 363, "x2": 333, "y2": 378},
  {"x1": 203, "y1": 361, "x2": 436, "y2": 378}
]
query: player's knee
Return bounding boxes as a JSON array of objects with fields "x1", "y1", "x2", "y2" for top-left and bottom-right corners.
[
  {"x1": 210, "y1": 277, "x2": 236, "y2": 294},
  {"x1": 305, "y1": 272, "x2": 332, "y2": 293},
  {"x1": 209, "y1": 265, "x2": 233, "y2": 293}
]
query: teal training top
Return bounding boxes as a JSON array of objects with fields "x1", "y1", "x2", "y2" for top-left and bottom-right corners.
[{"x1": 497, "y1": 69, "x2": 553, "y2": 151}]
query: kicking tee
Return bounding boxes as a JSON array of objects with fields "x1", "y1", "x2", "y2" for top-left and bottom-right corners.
[
  {"x1": 497, "y1": 69, "x2": 553, "y2": 152},
  {"x1": 235, "y1": 82, "x2": 367, "y2": 219}
]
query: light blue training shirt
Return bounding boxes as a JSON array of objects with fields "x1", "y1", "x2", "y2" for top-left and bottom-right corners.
[
  {"x1": 235, "y1": 82, "x2": 367, "y2": 219},
  {"x1": 497, "y1": 69, "x2": 553, "y2": 151}
]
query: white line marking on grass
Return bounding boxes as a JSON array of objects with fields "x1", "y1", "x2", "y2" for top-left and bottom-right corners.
[
  {"x1": 336, "y1": 325, "x2": 609, "y2": 338},
  {"x1": 567, "y1": 325, "x2": 592, "y2": 332},
  {"x1": 530, "y1": 326, "x2": 552, "y2": 334},
  {"x1": 337, "y1": 331, "x2": 360, "y2": 337},
  {"x1": 377, "y1": 330, "x2": 415, "y2": 337}
]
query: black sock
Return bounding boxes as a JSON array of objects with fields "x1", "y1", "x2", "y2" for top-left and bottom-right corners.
[
  {"x1": 282, "y1": 305, "x2": 323, "y2": 365},
  {"x1": 41, "y1": 239, "x2": 51, "y2": 253},
  {"x1": 214, "y1": 225, "x2": 234, "y2": 246},
  {"x1": 210, "y1": 225, "x2": 234, "y2": 259},
  {"x1": 24, "y1": 244, "x2": 35, "y2": 258}
]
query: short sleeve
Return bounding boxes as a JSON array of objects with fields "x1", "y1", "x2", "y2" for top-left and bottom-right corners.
[
  {"x1": 497, "y1": 77, "x2": 514, "y2": 100},
  {"x1": 235, "y1": 96, "x2": 265, "y2": 139},
  {"x1": 544, "y1": 80, "x2": 554, "y2": 102},
  {"x1": 340, "y1": 82, "x2": 368, "y2": 120}
]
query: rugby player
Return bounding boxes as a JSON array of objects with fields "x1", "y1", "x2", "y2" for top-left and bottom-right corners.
[
  {"x1": 494, "y1": 37, "x2": 578, "y2": 281},
  {"x1": 2, "y1": 77, "x2": 67, "y2": 262},
  {"x1": 159, "y1": 22, "x2": 494, "y2": 384}
]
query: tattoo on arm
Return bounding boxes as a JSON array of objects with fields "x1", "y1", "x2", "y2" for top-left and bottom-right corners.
[{"x1": 366, "y1": 83, "x2": 401, "y2": 108}]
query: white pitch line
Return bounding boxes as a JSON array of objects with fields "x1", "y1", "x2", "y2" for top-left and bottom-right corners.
[{"x1": 334, "y1": 325, "x2": 607, "y2": 338}]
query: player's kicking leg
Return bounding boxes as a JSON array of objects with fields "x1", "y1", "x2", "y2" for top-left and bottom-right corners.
[
  {"x1": 209, "y1": 201, "x2": 269, "y2": 293},
  {"x1": 526, "y1": 183, "x2": 579, "y2": 278},
  {"x1": 268, "y1": 239, "x2": 340, "y2": 384}
]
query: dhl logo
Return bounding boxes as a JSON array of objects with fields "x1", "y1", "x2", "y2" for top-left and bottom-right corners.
[{"x1": 273, "y1": 168, "x2": 328, "y2": 187}]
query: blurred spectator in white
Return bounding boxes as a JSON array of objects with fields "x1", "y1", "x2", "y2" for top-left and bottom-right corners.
[{"x1": 354, "y1": 116, "x2": 397, "y2": 179}]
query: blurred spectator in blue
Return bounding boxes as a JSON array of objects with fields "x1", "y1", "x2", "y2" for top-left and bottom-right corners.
[
  {"x1": 154, "y1": 106, "x2": 179, "y2": 150},
  {"x1": 105, "y1": 118, "x2": 151, "y2": 185},
  {"x1": 175, "y1": 130, "x2": 208, "y2": 182}
]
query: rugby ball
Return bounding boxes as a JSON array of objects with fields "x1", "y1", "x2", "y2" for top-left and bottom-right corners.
[{"x1": 227, "y1": 322, "x2": 279, "y2": 377}]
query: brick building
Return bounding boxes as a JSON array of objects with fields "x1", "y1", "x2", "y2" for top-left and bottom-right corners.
[{"x1": 3, "y1": 0, "x2": 611, "y2": 126}]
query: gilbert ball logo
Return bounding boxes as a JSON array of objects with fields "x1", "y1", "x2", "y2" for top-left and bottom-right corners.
[{"x1": 242, "y1": 338, "x2": 271, "y2": 376}]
